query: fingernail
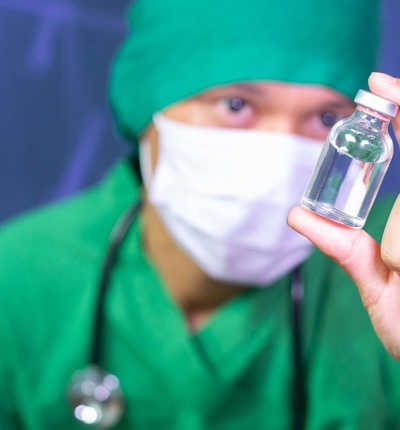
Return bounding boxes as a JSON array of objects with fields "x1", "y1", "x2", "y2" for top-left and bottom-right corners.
[{"x1": 372, "y1": 72, "x2": 398, "y2": 84}]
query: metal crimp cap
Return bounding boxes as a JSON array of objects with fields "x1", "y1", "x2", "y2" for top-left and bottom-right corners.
[{"x1": 355, "y1": 89, "x2": 399, "y2": 117}]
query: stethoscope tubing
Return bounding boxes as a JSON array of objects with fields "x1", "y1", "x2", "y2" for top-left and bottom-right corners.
[
  {"x1": 291, "y1": 266, "x2": 305, "y2": 430},
  {"x1": 91, "y1": 200, "x2": 143, "y2": 364}
]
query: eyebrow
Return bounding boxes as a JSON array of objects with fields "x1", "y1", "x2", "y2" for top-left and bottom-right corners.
[
  {"x1": 227, "y1": 83, "x2": 264, "y2": 95},
  {"x1": 198, "y1": 83, "x2": 266, "y2": 99},
  {"x1": 323, "y1": 100, "x2": 354, "y2": 107},
  {"x1": 313, "y1": 100, "x2": 355, "y2": 111},
  {"x1": 225, "y1": 85, "x2": 354, "y2": 104},
  {"x1": 200, "y1": 83, "x2": 356, "y2": 109}
]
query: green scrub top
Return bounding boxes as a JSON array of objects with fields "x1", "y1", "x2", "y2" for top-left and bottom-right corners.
[{"x1": 0, "y1": 159, "x2": 400, "y2": 429}]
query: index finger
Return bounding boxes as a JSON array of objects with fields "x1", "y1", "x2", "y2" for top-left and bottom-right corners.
[{"x1": 368, "y1": 72, "x2": 400, "y2": 142}]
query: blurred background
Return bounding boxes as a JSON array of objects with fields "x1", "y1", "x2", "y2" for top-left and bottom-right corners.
[{"x1": 0, "y1": 0, "x2": 399, "y2": 223}]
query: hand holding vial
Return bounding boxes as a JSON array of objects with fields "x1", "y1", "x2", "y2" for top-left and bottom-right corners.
[
  {"x1": 288, "y1": 72, "x2": 400, "y2": 361},
  {"x1": 302, "y1": 88, "x2": 398, "y2": 228}
]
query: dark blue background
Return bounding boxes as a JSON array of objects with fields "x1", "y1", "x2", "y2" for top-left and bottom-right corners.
[{"x1": 1, "y1": 0, "x2": 399, "y2": 222}]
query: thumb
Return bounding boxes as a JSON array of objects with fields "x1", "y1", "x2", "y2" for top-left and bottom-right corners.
[{"x1": 287, "y1": 206, "x2": 390, "y2": 310}]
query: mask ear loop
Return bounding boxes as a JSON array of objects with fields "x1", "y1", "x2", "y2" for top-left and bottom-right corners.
[{"x1": 138, "y1": 138, "x2": 154, "y2": 191}]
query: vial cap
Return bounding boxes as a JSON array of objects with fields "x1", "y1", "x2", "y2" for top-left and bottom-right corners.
[{"x1": 354, "y1": 90, "x2": 399, "y2": 117}]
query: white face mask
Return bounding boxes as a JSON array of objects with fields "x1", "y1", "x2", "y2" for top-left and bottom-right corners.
[{"x1": 140, "y1": 113, "x2": 323, "y2": 286}]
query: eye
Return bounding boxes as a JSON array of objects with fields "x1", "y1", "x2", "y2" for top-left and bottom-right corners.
[
  {"x1": 224, "y1": 97, "x2": 247, "y2": 112},
  {"x1": 320, "y1": 111, "x2": 337, "y2": 126},
  {"x1": 213, "y1": 94, "x2": 257, "y2": 128}
]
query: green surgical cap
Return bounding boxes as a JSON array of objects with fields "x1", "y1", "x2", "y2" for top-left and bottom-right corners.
[{"x1": 109, "y1": 0, "x2": 380, "y2": 144}]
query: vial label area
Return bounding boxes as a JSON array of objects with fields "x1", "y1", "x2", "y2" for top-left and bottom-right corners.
[{"x1": 301, "y1": 139, "x2": 390, "y2": 228}]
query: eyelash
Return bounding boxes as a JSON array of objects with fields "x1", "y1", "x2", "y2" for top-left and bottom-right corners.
[
  {"x1": 215, "y1": 96, "x2": 347, "y2": 132},
  {"x1": 223, "y1": 100, "x2": 340, "y2": 125}
]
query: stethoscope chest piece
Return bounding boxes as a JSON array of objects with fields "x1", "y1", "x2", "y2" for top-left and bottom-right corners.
[{"x1": 67, "y1": 365, "x2": 125, "y2": 428}]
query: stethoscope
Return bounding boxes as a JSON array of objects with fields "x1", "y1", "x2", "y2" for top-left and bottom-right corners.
[
  {"x1": 66, "y1": 199, "x2": 142, "y2": 428},
  {"x1": 66, "y1": 197, "x2": 306, "y2": 429}
]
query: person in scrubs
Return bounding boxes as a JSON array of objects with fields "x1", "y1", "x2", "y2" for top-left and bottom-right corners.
[{"x1": 1, "y1": 0, "x2": 400, "y2": 428}]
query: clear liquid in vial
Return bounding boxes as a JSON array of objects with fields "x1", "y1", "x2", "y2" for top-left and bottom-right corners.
[{"x1": 301, "y1": 138, "x2": 391, "y2": 228}]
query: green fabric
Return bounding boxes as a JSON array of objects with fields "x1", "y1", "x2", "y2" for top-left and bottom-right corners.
[
  {"x1": 109, "y1": 0, "x2": 380, "y2": 144},
  {"x1": 0, "y1": 160, "x2": 400, "y2": 429}
]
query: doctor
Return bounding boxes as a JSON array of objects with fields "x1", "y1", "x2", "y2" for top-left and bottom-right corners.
[{"x1": 1, "y1": 0, "x2": 400, "y2": 429}]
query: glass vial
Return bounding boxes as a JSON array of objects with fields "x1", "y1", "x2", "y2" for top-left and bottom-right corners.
[{"x1": 301, "y1": 90, "x2": 398, "y2": 228}]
